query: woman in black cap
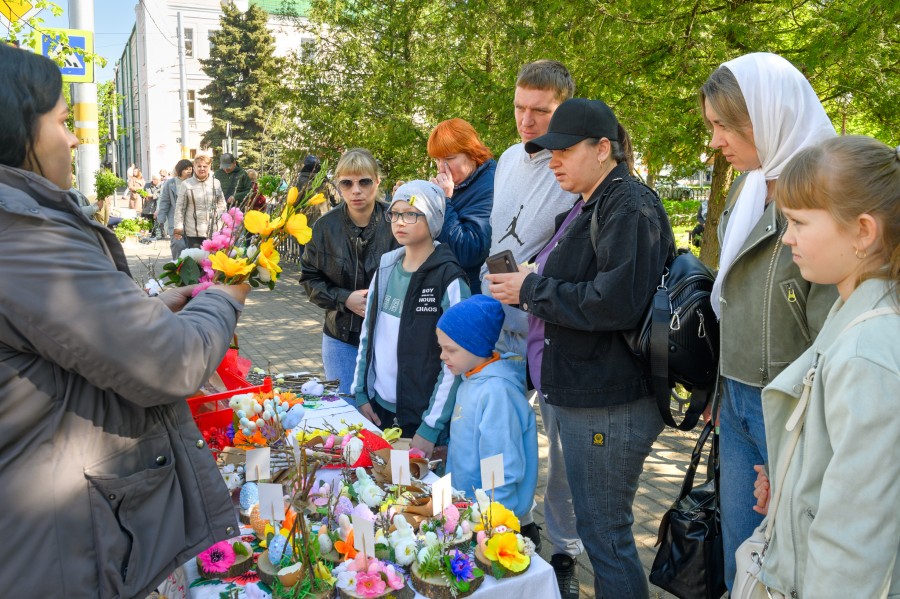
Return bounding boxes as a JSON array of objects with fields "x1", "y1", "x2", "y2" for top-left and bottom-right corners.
[{"x1": 486, "y1": 97, "x2": 675, "y2": 598}]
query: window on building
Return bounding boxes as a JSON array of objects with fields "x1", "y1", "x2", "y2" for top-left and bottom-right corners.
[
  {"x1": 184, "y1": 27, "x2": 194, "y2": 58},
  {"x1": 187, "y1": 90, "x2": 196, "y2": 120}
]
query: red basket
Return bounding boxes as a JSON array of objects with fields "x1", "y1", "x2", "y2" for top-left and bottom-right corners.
[{"x1": 188, "y1": 350, "x2": 272, "y2": 431}]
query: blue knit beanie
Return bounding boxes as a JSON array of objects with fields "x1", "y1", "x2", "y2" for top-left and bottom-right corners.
[{"x1": 437, "y1": 295, "x2": 505, "y2": 358}]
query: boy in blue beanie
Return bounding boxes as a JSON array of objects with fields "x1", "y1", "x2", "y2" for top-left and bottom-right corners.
[
  {"x1": 439, "y1": 295, "x2": 540, "y2": 545},
  {"x1": 351, "y1": 181, "x2": 470, "y2": 459}
]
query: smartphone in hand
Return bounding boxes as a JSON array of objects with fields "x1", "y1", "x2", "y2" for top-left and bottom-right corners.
[{"x1": 486, "y1": 250, "x2": 518, "y2": 274}]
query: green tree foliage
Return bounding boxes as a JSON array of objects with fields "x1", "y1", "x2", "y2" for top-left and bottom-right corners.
[
  {"x1": 274, "y1": 0, "x2": 897, "y2": 263},
  {"x1": 200, "y1": 3, "x2": 281, "y2": 166}
]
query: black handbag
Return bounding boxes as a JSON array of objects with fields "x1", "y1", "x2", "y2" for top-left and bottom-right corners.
[{"x1": 649, "y1": 421, "x2": 726, "y2": 599}]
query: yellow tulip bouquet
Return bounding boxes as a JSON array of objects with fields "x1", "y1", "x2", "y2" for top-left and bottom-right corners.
[{"x1": 160, "y1": 167, "x2": 328, "y2": 294}]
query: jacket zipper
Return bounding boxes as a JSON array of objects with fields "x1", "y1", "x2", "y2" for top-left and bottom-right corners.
[{"x1": 760, "y1": 226, "x2": 786, "y2": 385}]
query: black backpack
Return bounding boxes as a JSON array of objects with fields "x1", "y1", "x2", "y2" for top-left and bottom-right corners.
[{"x1": 591, "y1": 180, "x2": 719, "y2": 430}]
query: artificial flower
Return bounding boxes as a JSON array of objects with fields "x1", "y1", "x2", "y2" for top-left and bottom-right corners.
[
  {"x1": 383, "y1": 564, "x2": 405, "y2": 590},
  {"x1": 256, "y1": 239, "x2": 282, "y2": 278},
  {"x1": 284, "y1": 212, "x2": 312, "y2": 245},
  {"x1": 358, "y1": 483, "x2": 385, "y2": 509},
  {"x1": 485, "y1": 532, "x2": 529, "y2": 572},
  {"x1": 336, "y1": 569, "x2": 358, "y2": 591},
  {"x1": 286, "y1": 186, "x2": 300, "y2": 206},
  {"x1": 208, "y1": 251, "x2": 255, "y2": 280},
  {"x1": 314, "y1": 561, "x2": 337, "y2": 586},
  {"x1": 474, "y1": 502, "x2": 520, "y2": 533},
  {"x1": 198, "y1": 540, "x2": 236, "y2": 573},
  {"x1": 392, "y1": 537, "x2": 417, "y2": 566},
  {"x1": 449, "y1": 550, "x2": 475, "y2": 582},
  {"x1": 335, "y1": 530, "x2": 358, "y2": 560},
  {"x1": 233, "y1": 428, "x2": 267, "y2": 449},
  {"x1": 355, "y1": 572, "x2": 386, "y2": 598},
  {"x1": 244, "y1": 209, "x2": 285, "y2": 237},
  {"x1": 443, "y1": 504, "x2": 460, "y2": 534},
  {"x1": 179, "y1": 247, "x2": 209, "y2": 263},
  {"x1": 307, "y1": 192, "x2": 326, "y2": 206}
]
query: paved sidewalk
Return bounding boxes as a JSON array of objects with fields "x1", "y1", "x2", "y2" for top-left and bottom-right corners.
[{"x1": 126, "y1": 239, "x2": 699, "y2": 599}]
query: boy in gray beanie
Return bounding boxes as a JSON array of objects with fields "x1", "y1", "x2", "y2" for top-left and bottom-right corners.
[{"x1": 350, "y1": 180, "x2": 471, "y2": 459}]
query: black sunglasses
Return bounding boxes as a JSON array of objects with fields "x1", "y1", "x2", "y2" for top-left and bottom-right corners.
[{"x1": 337, "y1": 178, "x2": 375, "y2": 190}]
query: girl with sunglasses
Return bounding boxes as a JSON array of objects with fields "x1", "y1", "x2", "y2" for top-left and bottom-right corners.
[{"x1": 300, "y1": 148, "x2": 398, "y2": 395}]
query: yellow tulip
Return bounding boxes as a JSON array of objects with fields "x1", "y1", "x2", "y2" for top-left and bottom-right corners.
[
  {"x1": 485, "y1": 532, "x2": 530, "y2": 572},
  {"x1": 475, "y1": 502, "x2": 520, "y2": 533},
  {"x1": 287, "y1": 186, "x2": 300, "y2": 206},
  {"x1": 209, "y1": 251, "x2": 255, "y2": 280},
  {"x1": 257, "y1": 239, "x2": 282, "y2": 277},
  {"x1": 244, "y1": 210, "x2": 286, "y2": 237},
  {"x1": 284, "y1": 213, "x2": 311, "y2": 245},
  {"x1": 307, "y1": 192, "x2": 326, "y2": 206}
]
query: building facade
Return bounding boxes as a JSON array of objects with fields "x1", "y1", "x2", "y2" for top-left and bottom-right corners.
[{"x1": 112, "y1": 0, "x2": 311, "y2": 178}]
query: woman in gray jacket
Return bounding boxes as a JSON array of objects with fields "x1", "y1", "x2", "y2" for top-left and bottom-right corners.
[
  {"x1": 700, "y1": 52, "x2": 839, "y2": 589},
  {"x1": 0, "y1": 44, "x2": 250, "y2": 598}
]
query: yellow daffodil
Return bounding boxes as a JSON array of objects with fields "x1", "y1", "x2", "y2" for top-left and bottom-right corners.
[
  {"x1": 287, "y1": 186, "x2": 300, "y2": 206},
  {"x1": 257, "y1": 239, "x2": 282, "y2": 278},
  {"x1": 475, "y1": 502, "x2": 520, "y2": 533},
  {"x1": 244, "y1": 209, "x2": 286, "y2": 237},
  {"x1": 284, "y1": 212, "x2": 312, "y2": 245},
  {"x1": 485, "y1": 532, "x2": 530, "y2": 572},
  {"x1": 314, "y1": 561, "x2": 336, "y2": 586},
  {"x1": 209, "y1": 251, "x2": 255, "y2": 280},
  {"x1": 307, "y1": 192, "x2": 326, "y2": 206}
]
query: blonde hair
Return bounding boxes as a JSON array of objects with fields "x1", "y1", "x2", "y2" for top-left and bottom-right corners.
[
  {"x1": 699, "y1": 66, "x2": 752, "y2": 139},
  {"x1": 776, "y1": 135, "x2": 900, "y2": 295},
  {"x1": 193, "y1": 154, "x2": 212, "y2": 166},
  {"x1": 334, "y1": 148, "x2": 380, "y2": 180},
  {"x1": 246, "y1": 168, "x2": 258, "y2": 181}
]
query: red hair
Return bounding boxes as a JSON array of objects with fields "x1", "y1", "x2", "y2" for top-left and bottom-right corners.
[{"x1": 427, "y1": 118, "x2": 492, "y2": 165}]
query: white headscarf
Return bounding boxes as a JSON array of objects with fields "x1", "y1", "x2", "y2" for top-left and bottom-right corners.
[{"x1": 711, "y1": 52, "x2": 836, "y2": 318}]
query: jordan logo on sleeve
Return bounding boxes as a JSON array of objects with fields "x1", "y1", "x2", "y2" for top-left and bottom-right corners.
[{"x1": 497, "y1": 204, "x2": 525, "y2": 247}]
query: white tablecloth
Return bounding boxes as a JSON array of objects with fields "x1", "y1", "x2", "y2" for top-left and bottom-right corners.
[{"x1": 181, "y1": 399, "x2": 561, "y2": 599}]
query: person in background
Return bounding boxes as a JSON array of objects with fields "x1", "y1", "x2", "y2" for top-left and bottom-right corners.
[
  {"x1": 214, "y1": 152, "x2": 252, "y2": 207},
  {"x1": 246, "y1": 168, "x2": 266, "y2": 210},
  {"x1": 487, "y1": 98, "x2": 674, "y2": 599},
  {"x1": 173, "y1": 154, "x2": 226, "y2": 249},
  {"x1": 142, "y1": 174, "x2": 162, "y2": 230},
  {"x1": 0, "y1": 42, "x2": 251, "y2": 598},
  {"x1": 156, "y1": 158, "x2": 193, "y2": 254},
  {"x1": 481, "y1": 59, "x2": 582, "y2": 597},
  {"x1": 752, "y1": 135, "x2": 899, "y2": 597},
  {"x1": 699, "y1": 52, "x2": 838, "y2": 589},
  {"x1": 127, "y1": 166, "x2": 144, "y2": 210},
  {"x1": 300, "y1": 148, "x2": 398, "y2": 395},
  {"x1": 440, "y1": 295, "x2": 540, "y2": 543},
  {"x1": 159, "y1": 168, "x2": 169, "y2": 183},
  {"x1": 350, "y1": 180, "x2": 470, "y2": 459},
  {"x1": 425, "y1": 118, "x2": 495, "y2": 292}
]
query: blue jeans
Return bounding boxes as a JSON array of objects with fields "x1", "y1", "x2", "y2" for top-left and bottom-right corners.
[
  {"x1": 554, "y1": 396, "x2": 664, "y2": 599},
  {"x1": 719, "y1": 377, "x2": 768, "y2": 591},
  {"x1": 321, "y1": 333, "x2": 359, "y2": 396}
]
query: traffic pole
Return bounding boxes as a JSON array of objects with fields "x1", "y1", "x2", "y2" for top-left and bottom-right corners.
[
  {"x1": 177, "y1": 11, "x2": 190, "y2": 159},
  {"x1": 69, "y1": 0, "x2": 101, "y2": 197}
]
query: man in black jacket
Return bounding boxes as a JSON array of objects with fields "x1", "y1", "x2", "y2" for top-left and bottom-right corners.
[{"x1": 214, "y1": 153, "x2": 252, "y2": 206}]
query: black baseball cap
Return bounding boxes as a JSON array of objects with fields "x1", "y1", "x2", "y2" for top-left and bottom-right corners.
[{"x1": 524, "y1": 98, "x2": 619, "y2": 154}]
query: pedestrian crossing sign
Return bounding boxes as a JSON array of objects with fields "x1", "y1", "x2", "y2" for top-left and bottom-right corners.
[{"x1": 40, "y1": 28, "x2": 94, "y2": 83}]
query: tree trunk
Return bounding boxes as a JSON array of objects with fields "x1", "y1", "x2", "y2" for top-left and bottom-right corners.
[{"x1": 699, "y1": 151, "x2": 734, "y2": 268}]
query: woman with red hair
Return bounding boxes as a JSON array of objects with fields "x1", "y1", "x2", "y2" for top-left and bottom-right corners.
[{"x1": 427, "y1": 118, "x2": 496, "y2": 292}]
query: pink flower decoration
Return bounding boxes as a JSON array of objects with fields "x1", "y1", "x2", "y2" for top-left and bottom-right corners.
[
  {"x1": 367, "y1": 559, "x2": 384, "y2": 574},
  {"x1": 191, "y1": 280, "x2": 215, "y2": 297},
  {"x1": 222, "y1": 207, "x2": 244, "y2": 228},
  {"x1": 198, "y1": 540, "x2": 236, "y2": 573},
  {"x1": 384, "y1": 564, "x2": 405, "y2": 590},
  {"x1": 352, "y1": 503, "x2": 376, "y2": 523},
  {"x1": 409, "y1": 448, "x2": 426, "y2": 459},
  {"x1": 355, "y1": 572, "x2": 387, "y2": 598}
]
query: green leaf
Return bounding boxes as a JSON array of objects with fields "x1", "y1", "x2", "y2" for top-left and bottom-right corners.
[
  {"x1": 257, "y1": 580, "x2": 273, "y2": 594},
  {"x1": 189, "y1": 577, "x2": 221, "y2": 587},
  {"x1": 491, "y1": 561, "x2": 506, "y2": 579},
  {"x1": 179, "y1": 257, "x2": 202, "y2": 286},
  {"x1": 232, "y1": 541, "x2": 249, "y2": 556}
]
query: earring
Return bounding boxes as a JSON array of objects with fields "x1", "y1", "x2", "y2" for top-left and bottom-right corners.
[{"x1": 855, "y1": 247, "x2": 867, "y2": 260}]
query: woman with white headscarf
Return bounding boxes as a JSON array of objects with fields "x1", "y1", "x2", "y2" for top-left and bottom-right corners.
[{"x1": 699, "y1": 52, "x2": 838, "y2": 590}]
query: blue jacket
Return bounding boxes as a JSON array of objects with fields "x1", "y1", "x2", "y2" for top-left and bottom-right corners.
[
  {"x1": 438, "y1": 159, "x2": 495, "y2": 292},
  {"x1": 446, "y1": 354, "x2": 537, "y2": 518}
]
